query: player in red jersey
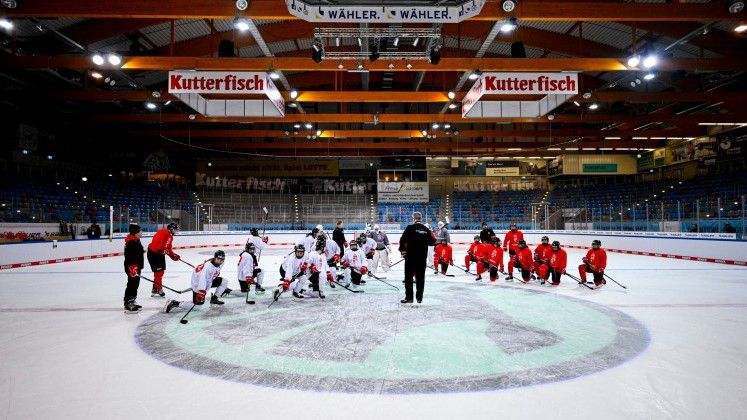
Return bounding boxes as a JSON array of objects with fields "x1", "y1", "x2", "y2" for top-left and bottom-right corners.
[
  {"x1": 147, "y1": 222, "x2": 181, "y2": 297},
  {"x1": 579, "y1": 239, "x2": 607, "y2": 287},
  {"x1": 503, "y1": 223, "x2": 524, "y2": 280},
  {"x1": 533, "y1": 236, "x2": 553, "y2": 284},
  {"x1": 512, "y1": 239, "x2": 534, "y2": 283},
  {"x1": 464, "y1": 235, "x2": 481, "y2": 272},
  {"x1": 475, "y1": 237, "x2": 493, "y2": 281},
  {"x1": 544, "y1": 241, "x2": 568, "y2": 286},
  {"x1": 485, "y1": 237, "x2": 504, "y2": 282},
  {"x1": 433, "y1": 238, "x2": 453, "y2": 275}
]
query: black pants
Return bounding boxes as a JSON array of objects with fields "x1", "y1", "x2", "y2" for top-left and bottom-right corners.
[
  {"x1": 309, "y1": 272, "x2": 321, "y2": 291},
  {"x1": 489, "y1": 267, "x2": 499, "y2": 279},
  {"x1": 147, "y1": 249, "x2": 166, "y2": 272},
  {"x1": 437, "y1": 262, "x2": 449, "y2": 273},
  {"x1": 351, "y1": 270, "x2": 363, "y2": 285},
  {"x1": 548, "y1": 266, "x2": 562, "y2": 285},
  {"x1": 124, "y1": 275, "x2": 140, "y2": 304},
  {"x1": 404, "y1": 259, "x2": 426, "y2": 301}
]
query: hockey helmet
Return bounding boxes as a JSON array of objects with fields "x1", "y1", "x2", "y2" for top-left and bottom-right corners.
[
  {"x1": 551, "y1": 240, "x2": 560, "y2": 250},
  {"x1": 167, "y1": 222, "x2": 179, "y2": 233},
  {"x1": 245, "y1": 242, "x2": 256, "y2": 253},
  {"x1": 349, "y1": 239, "x2": 359, "y2": 250},
  {"x1": 250, "y1": 227, "x2": 259, "y2": 236},
  {"x1": 213, "y1": 250, "x2": 226, "y2": 264},
  {"x1": 541, "y1": 235, "x2": 549, "y2": 244},
  {"x1": 294, "y1": 244, "x2": 305, "y2": 258},
  {"x1": 517, "y1": 239, "x2": 527, "y2": 248},
  {"x1": 316, "y1": 236, "x2": 326, "y2": 252},
  {"x1": 473, "y1": 235, "x2": 480, "y2": 242},
  {"x1": 592, "y1": 239, "x2": 602, "y2": 248}
]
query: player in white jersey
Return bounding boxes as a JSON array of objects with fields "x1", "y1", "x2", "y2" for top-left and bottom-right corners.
[
  {"x1": 358, "y1": 232, "x2": 377, "y2": 276},
  {"x1": 299, "y1": 224, "x2": 324, "y2": 253},
  {"x1": 246, "y1": 227, "x2": 269, "y2": 255},
  {"x1": 225, "y1": 241, "x2": 265, "y2": 297},
  {"x1": 274, "y1": 244, "x2": 310, "y2": 300},
  {"x1": 321, "y1": 237, "x2": 341, "y2": 283},
  {"x1": 163, "y1": 250, "x2": 227, "y2": 313},
  {"x1": 340, "y1": 239, "x2": 368, "y2": 288},
  {"x1": 304, "y1": 237, "x2": 334, "y2": 299}
]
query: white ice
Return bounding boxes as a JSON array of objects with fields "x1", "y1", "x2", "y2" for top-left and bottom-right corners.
[{"x1": 0, "y1": 243, "x2": 746, "y2": 420}]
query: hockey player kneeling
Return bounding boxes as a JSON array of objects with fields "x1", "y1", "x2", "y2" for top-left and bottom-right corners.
[
  {"x1": 512, "y1": 240, "x2": 534, "y2": 284},
  {"x1": 227, "y1": 242, "x2": 265, "y2": 297},
  {"x1": 340, "y1": 240, "x2": 368, "y2": 288},
  {"x1": 164, "y1": 250, "x2": 227, "y2": 313},
  {"x1": 274, "y1": 244, "x2": 309, "y2": 301},
  {"x1": 579, "y1": 240, "x2": 607, "y2": 288},
  {"x1": 359, "y1": 233, "x2": 377, "y2": 278},
  {"x1": 433, "y1": 238, "x2": 453, "y2": 275},
  {"x1": 305, "y1": 237, "x2": 334, "y2": 299}
]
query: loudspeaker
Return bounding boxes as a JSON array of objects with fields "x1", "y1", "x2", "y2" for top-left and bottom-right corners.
[
  {"x1": 511, "y1": 41, "x2": 527, "y2": 58},
  {"x1": 218, "y1": 40, "x2": 236, "y2": 57}
]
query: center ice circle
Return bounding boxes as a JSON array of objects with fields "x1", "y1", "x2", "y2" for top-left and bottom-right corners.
[{"x1": 135, "y1": 283, "x2": 649, "y2": 393}]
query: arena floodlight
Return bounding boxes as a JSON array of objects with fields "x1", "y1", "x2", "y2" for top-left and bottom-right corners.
[
  {"x1": 106, "y1": 53, "x2": 122, "y2": 66},
  {"x1": 234, "y1": 18, "x2": 250, "y2": 32},
  {"x1": 643, "y1": 72, "x2": 657, "y2": 81},
  {"x1": 0, "y1": 18, "x2": 12, "y2": 31},
  {"x1": 91, "y1": 54, "x2": 105, "y2": 66},
  {"x1": 448, "y1": 103, "x2": 457, "y2": 109},
  {"x1": 447, "y1": 91, "x2": 456, "y2": 99},
  {"x1": 290, "y1": 89, "x2": 299, "y2": 99},
  {"x1": 626, "y1": 55, "x2": 641, "y2": 67},
  {"x1": 500, "y1": 18, "x2": 518, "y2": 33},
  {"x1": 468, "y1": 70, "x2": 482, "y2": 80},
  {"x1": 269, "y1": 70, "x2": 280, "y2": 80},
  {"x1": 588, "y1": 103, "x2": 599, "y2": 110},
  {"x1": 729, "y1": 0, "x2": 745, "y2": 14},
  {"x1": 642, "y1": 54, "x2": 658, "y2": 69}
]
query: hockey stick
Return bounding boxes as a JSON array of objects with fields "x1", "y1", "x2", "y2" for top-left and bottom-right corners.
[
  {"x1": 179, "y1": 303, "x2": 196, "y2": 324},
  {"x1": 329, "y1": 278, "x2": 365, "y2": 293},
  {"x1": 138, "y1": 274, "x2": 191, "y2": 294},
  {"x1": 268, "y1": 271, "x2": 305, "y2": 308},
  {"x1": 563, "y1": 272, "x2": 596, "y2": 290},
  {"x1": 604, "y1": 273, "x2": 627, "y2": 289},
  {"x1": 450, "y1": 263, "x2": 473, "y2": 275},
  {"x1": 179, "y1": 260, "x2": 196, "y2": 269},
  {"x1": 257, "y1": 207, "x2": 269, "y2": 262},
  {"x1": 389, "y1": 258, "x2": 404, "y2": 268},
  {"x1": 359, "y1": 270, "x2": 399, "y2": 290}
]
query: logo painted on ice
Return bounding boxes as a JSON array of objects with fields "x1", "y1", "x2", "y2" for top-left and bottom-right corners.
[{"x1": 135, "y1": 284, "x2": 649, "y2": 393}]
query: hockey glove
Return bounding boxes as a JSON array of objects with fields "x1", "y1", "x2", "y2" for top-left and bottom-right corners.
[
  {"x1": 360, "y1": 266, "x2": 368, "y2": 275},
  {"x1": 127, "y1": 264, "x2": 139, "y2": 277},
  {"x1": 169, "y1": 252, "x2": 180, "y2": 261},
  {"x1": 299, "y1": 262, "x2": 308, "y2": 271},
  {"x1": 342, "y1": 260, "x2": 350, "y2": 268},
  {"x1": 262, "y1": 236, "x2": 269, "y2": 243},
  {"x1": 326, "y1": 272, "x2": 334, "y2": 283},
  {"x1": 195, "y1": 290, "x2": 206, "y2": 304},
  {"x1": 245, "y1": 276, "x2": 254, "y2": 285}
]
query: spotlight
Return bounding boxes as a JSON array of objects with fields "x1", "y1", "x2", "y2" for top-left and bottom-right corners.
[
  {"x1": 316, "y1": 130, "x2": 322, "y2": 136},
  {"x1": 311, "y1": 40, "x2": 323, "y2": 63},
  {"x1": 106, "y1": 53, "x2": 122, "y2": 66},
  {"x1": 735, "y1": 24, "x2": 747, "y2": 33},
  {"x1": 357, "y1": 37, "x2": 362, "y2": 47},
  {"x1": 729, "y1": 0, "x2": 745, "y2": 14},
  {"x1": 643, "y1": 72, "x2": 657, "y2": 81},
  {"x1": 81, "y1": 177, "x2": 88, "y2": 182},
  {"x1": 573, "y1": 101, "x2": 581, "y2": 107},
  {"x1": 288, "y1": 102, "x2": 297, "y2": 108},
  {"x1": 468, "y1": 70, "x2": 482, "y2": 80},
  {"x1": 444, "y1": 123, "x2": 451, "y2": 129},
  {"x1": 235, "y1": 0, "x2": 248, "y2": 11},
  {"x1": 234, "y1": 18, "x2": 250, "y2": 32},
  {"x1": 0, "y1": 18, "x2": 12, "y2": 31},
  {"x1": 642, "y1": 54, "x2": 658, "y2": 69},
  {"x1": 21, "y1": 149, "x2": 28, "y2": 155},
  {"x1": 269, "y1": 70, "x2": 280, "y2": 80},
  {"x1": 588, "y1": 103, "x2": 599, "y2": 110},
  {"x1": 47, "y1": 155, "x2": 53, "y2": 160},
  {"x1": 393, "y1": 37, "x2": 400, "y2": 47},
  {"x1": 305, "y1": 122, "x2": 313, "y2": 129},
  {"x1": 413, "y1": 37, "x2": 420, "y2": 47},
  {"x1": 1, "y1": 0, "x2": 18, "y2": 9},
  {"x1": 547, "y1": 114, "x2": 555, "y2": 121},
  {"x1": 447, "y1": 91, "x2": 456, "y2": 100},
  {"x1": 91, "y1": 54, "x2": 105, "y2": 66},
  {"x1": 627, "y1": 55, "x2": 641, "y2": 67},
  {"x1": 406, "y1": 63, "x2": 413, "y2": 69},
  {"x1": 90, "y1": 71, "x2": 103, "y2": 79},
  {"x1": 293, "y1": 123, "x2": 301, "y2": 129},
  {"x1": 145, "y1": 102, "x2": 157, "y2": 110},
  {"x1": 188, "y1": 114, "x2": 196, "y2": 120},
  {"x1": 432, "y1": 123, "x2": 440, "y2": 129},
  {"x1": 501, "y1": 0, "x2": 517, "y2": 13},
  {"x1": 500, "y1": 18, "x2": 518, "y2": 33},
  {"x1": 152, "y1": 90, "x2": 161, "y2": 98},
  {"x1": 582, "y1": 92, "x2": 592, "y2": 99},
  {"x1": 164, "y1": 100, "x2": 172, "y2": 106},
  {"x1": 635, "y1": 78, "x2": 642, "y2": 85},
  {"x1": 421, "y1": 130, "x2": 428, "y2": 136},
  {"x1": 448, "y1": 103, "x2": 458, "y2": 109},
  {"x1": 290, "y1": 89, "x2": 299, "y2": 99}
]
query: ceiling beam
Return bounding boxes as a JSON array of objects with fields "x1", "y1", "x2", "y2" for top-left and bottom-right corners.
[
  {"x1": 6, "y1": 1, "x2": 742, "y2": 21},
  {"x1": 141, "y1": 129, "x2": 691, "y2": 140},
  {"x1": 9, "y1": 55, "x2": 747, "y2": 72},
  {"x1": 89, "y1": 113, "x2": 744, "y2": 126}
]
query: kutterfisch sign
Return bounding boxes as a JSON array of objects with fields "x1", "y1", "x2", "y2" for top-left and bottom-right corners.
[{"x1": 168, "y1": 71, "x2": 272, "y2": 94}]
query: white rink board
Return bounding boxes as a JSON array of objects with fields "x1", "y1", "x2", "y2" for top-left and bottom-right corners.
[{"x1": 1, "y1": 230, "x2": 745, "y2": 268}]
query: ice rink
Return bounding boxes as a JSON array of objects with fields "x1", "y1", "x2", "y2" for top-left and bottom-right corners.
[{"x1": 1, "y1": 243, "x2": 746, "y2": 420}]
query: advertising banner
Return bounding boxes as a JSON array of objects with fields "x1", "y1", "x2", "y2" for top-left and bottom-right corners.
[
  {"x1": 285, "y1": 0, "x2": 486, "y2": 23},
  {"x1": 377, "y1": 182, "x2": 429, "y2": 203},
  {"x1": 486, "y1": 161, "x2": 520, "y2": 176}
]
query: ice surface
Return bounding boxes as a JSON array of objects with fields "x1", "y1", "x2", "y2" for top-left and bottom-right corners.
[{"x1": 1, "y1": 243, "x2": 746, "y2": 419}]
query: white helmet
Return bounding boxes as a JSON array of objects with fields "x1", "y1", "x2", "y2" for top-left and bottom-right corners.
[
  {"x1": 365, "y1": 223, "x2": 372, "y2": 233},
  {"x1": 373, "y1": 224, "x2": 380, "y2": 232},
  {"x1": 437, "y1": 221, "x2": 445, "y2": 228}
]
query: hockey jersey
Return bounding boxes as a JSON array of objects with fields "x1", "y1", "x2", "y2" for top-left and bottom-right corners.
[
  {"x1": 299, "y1": 235, "x2": 317, "y2": 253},
  {"x1": 281, "y1": 253, "x2": 308, "y2": 280},
  {"x1": 534, "y1": 244, "x2": 552, "y2": 262},
  {"x1": 486, "y1": 246, "x2": 504, "y2": 271},
  {"x1": 433, "y1": 243, "x2": 453, "y2": 265},
  {"x1": 476, "y1": 242, "x2": 493, "y2": 261},
  {"x1": 514, "y1": 247, "x2": 534, "y2": 270},
  {"x1": 503, "y1": 230, "x2": 524, "y2": 251},
  {"x1": 323, "y1": 240, "x2": 341, "y2": 263},
  {"x1": 360, "y1": 237, "x2": 377, "y2": 255},
  {"x1": 247, "y1": 235, "x2": 267, "y2": 253},
  {"x1": 341, "y1": 248, "x2": 368, "y2": 271},
  {"x1": 467, "y1": 242, "x2": 480, "y2": 258},
  {"x1": 306, "y1": 250, "x2": 330, "y2": 276},
  {"x1": 191, "y1": 260, "x2": 223, "y2": 292},
  {"x1": 237, "y1": 251, "x2": 259, "y2": 281},
  {"x1": 549, "y1": 248, "x2": 568, "y2": 271},
  {"x1": 148, "y1": 228, "x2": 176, "y2": 256},
  {"x1": 584, "y1": 248, "x2": 607, "y2": 271}
]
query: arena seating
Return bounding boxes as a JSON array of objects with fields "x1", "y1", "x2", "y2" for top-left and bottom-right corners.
[
  {"x1": 377, "y1": 200, "x2": 445, "y2": 227},
  {"x1": 449, "y1": 190, "x2": 546, "y2": 229}
]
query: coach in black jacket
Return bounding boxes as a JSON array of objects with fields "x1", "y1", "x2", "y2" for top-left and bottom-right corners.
[
  {"x1": 332, "y1": 220, "x2": 347, "y2": 257},
  {"x1": 123, "y1": 224, "x2": 144, "y2": 313},
  {"x1": 398, "y1": 212, "x2": 435, "y2": 304},
  {"x1": 479, "y1": 222, "x2": 496, "y2": 243}
]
